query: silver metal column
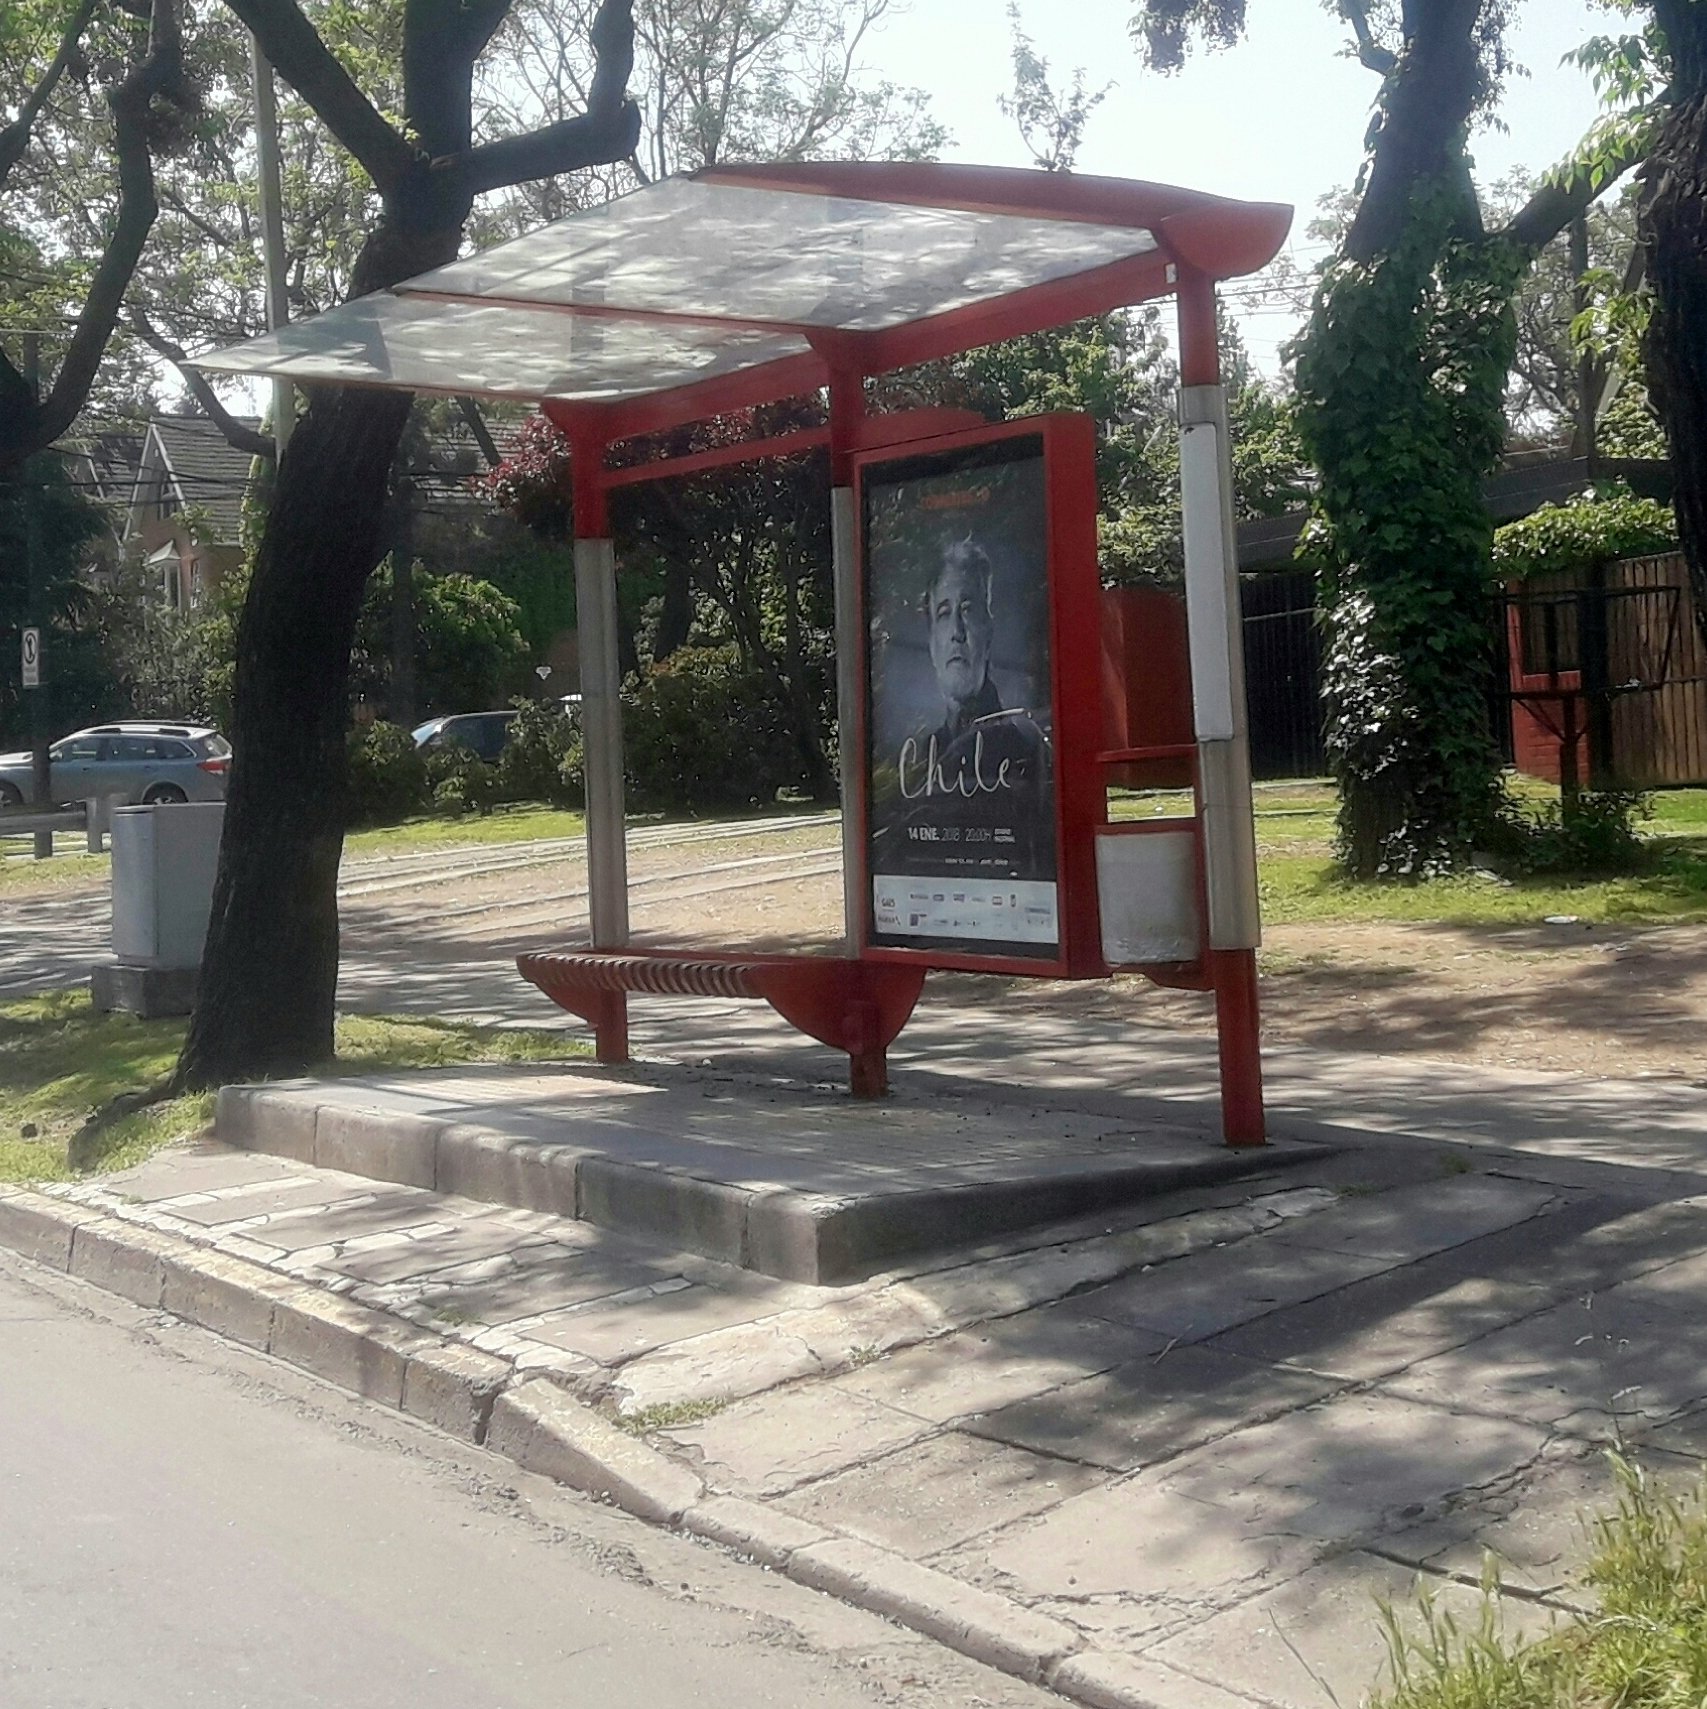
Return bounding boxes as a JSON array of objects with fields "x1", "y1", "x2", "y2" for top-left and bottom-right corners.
[
  {"x1": 1179, "y1": 383, "x2": 1261, "y2": 952},
  {"x1": 574, "y1": 536, "x2": 629, "y2": 948},
  {"x1": 831, "y1": 485, "x2": 863, "y2": 951}
]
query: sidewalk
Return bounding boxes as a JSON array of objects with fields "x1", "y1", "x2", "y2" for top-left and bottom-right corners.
[{"x1": 7, "y1": 1025, "x2": 1707, "y2": 1709}]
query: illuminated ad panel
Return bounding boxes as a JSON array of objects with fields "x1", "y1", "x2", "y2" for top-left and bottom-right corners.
[{"x1": 861, "y1": 429, "x2": 1061, "y2": 963}]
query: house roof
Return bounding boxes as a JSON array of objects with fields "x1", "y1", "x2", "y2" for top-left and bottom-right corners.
[
  {"x1": 189, "y1": 166, "x2": 1292, "y2": 441},
  {"x1": 146, "y1": 414, "x2": 264, "y2": 543}
]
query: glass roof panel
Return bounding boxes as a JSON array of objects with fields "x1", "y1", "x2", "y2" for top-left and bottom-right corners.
[
  {"x1": 190, "y1": 292, "x2": 814, "y2": 403},
  {"x1": 400, "y1": 178, "x2": 1156, "y2": 331}
]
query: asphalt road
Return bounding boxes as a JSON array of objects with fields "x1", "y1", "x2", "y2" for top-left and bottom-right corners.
[{"x1": 0, "y1": 1253, "x2": 1048, "y2": 1709}]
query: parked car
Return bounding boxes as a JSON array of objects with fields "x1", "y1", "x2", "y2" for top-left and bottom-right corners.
[
  {"x1": 0, "y1": 721, "x2": 231, "y2": 808},
  {"x1": 411, "y1": 710, "x2": 516, "y2": 762}
]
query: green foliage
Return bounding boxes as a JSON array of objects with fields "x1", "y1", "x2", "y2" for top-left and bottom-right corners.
[
  {"x1": 1296, "y1": 191, "x2": 1523, "y2": 878},
  {"x1": 344, "y1": 720, "x2": 429, "y2": 827},
  {"x1": 1485, "y1": 788, "x2": 1653, "y2": 877},
  {"x1": 492, "y1": 697, "x2": 582, "y2": 809},
  {"x1": 1493, "y1": 483, "x2": 1677, "y2": 581},
  {"x1": 0, "y1": 455, "x2": 115, "y2": 747},
  {"x1": 623, "y1": 644, "x2": 809, "y2": 812},
  {"x1": 351, "y1": 561, "x2": 530, "y2": 718},
  {"x1": 425, "y1": 741, "x2": 501, "y2": 818}
]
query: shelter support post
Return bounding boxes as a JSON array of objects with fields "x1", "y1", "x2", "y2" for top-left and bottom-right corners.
[
  {"x1": 1177, "y1": 272, "x2": 1264, "y2": 1145},
  {"x1": 829, "y1": 369, "x2": 867, "y2": 952},
  {"x1": 572, "y1": 436, "x2": 630, "y2": 1061}
]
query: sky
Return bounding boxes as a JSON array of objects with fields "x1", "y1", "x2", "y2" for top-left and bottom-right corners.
[{"x1": 861, "y1": 0, "x2": 1615, "y2": 370}]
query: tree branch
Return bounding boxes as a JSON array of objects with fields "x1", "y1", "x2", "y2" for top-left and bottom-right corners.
[
  {"x1": 0, "y1": 0, "x2": 99, "y2": 191},
  {"x1": 1501, "y1": 152, "x2": 1644, "y2": 255},
  {"x1": 457, "y1": 396, "x2": 500, "y2": 466},
  {"x1": 1340, "y1": 0, "x2": 1397, "y2": 75},
  {"x1": 1, "y1": 0, "x2": 197, "y2": 467},
  {"x1": 220, "y1": 0, "x2": 418, "y2": 194},
  {"x1": 444, "y1": 0, "x2": 638, "y2": 192},
  {"x1": 129, "y1": 308, "x2": 276, "y2": 459}
]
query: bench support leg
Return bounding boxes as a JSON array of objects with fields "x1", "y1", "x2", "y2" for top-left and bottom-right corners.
[
  {"x1": 593, "y1": 990, "x2": 629, "y2": 1065},
  {"x1": 849, "y1": 1047, "x2": 888, "y2": 1099}
]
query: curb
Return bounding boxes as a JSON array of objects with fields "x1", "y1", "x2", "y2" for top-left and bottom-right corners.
[{"x1": 0, "y1": 1181, "x2": 1229, "y2": 1709}]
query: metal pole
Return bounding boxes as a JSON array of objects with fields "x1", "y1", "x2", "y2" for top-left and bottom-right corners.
[
  {"x1": 250, "y1": 37, "x2": 293, "y2": 455},
  {"x1": 828, "y1": 368, "x2": 867, "y2": 953},
  {"x1": 1176, "y1": 269, "x2": 1264, "y2": 1145},
  {"x1": 22, "y1": 332, "x2": 51, "y2": 861}
]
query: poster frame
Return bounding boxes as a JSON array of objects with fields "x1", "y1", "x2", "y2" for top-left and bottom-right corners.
[{"x1": 852, "y1": 412, "x2": 1105, "y2": 979}]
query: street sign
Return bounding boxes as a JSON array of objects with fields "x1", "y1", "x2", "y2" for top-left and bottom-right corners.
[{"x1": 20, "y1": 627, "x2": 40, "y2": 689}]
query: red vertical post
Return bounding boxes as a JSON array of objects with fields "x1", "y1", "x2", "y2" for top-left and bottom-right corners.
[{"x1": 1176, "y1": 268, "x2": 1265, "y2": 1146}]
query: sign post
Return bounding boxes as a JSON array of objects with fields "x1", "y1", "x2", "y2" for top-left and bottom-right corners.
[{"x1": 20, "y1": 627, "x2": 40, "y2": 689}]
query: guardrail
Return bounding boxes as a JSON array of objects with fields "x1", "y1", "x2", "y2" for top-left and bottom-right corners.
[{"x1": 0, "y1": 794, "x2": 122, "y2": 857}]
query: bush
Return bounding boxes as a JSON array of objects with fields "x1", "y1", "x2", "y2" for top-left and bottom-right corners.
[
  {"x1": 425, "y1": 741, "x2": 500, "y2": 817},
  {"x1": 493, "y1": 698, "x2": 582, "y2": 808},
  {"x1": 1484, "y1": 789, "x2": 1653, "y2": 877},
  {"x1": 346, "y1": 721, "x2": 430, "y2": 826},
  {"x1": 622, "y1": 645, "x2": 811, "y2": 812}
]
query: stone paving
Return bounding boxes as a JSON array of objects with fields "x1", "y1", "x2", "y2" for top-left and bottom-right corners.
[{"x1": 18, "y1": 1054, "x2": 1707, "y2": 1709}]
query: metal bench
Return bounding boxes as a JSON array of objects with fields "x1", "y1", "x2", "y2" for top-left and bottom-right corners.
[{"x1": 516, "y1": 949, "x2": 927, "y2": 1097}]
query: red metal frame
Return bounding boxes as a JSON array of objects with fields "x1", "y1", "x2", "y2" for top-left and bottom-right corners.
[{"x1": 850, "y1": 414, "x2": 1105, "y2": 980}]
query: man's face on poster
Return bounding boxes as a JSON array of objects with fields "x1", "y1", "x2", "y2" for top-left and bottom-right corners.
[{"x1": 926, "y1": 546, "x2": 994, "y2": 711}]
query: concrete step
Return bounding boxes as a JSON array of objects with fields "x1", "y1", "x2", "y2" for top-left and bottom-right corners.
[{"x1": 214, "y1": 1063, "x2": 1313, "y2": 1284}]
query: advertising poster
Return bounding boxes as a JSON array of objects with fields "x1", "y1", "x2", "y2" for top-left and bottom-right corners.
[{"x1": 863, "y1": 431, "x2": 1059, "y2": 960}]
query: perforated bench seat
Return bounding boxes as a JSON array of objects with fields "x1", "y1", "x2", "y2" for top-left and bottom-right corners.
[{"x1": 517, "y1": 948, "x2": 926, "y2": 1097}]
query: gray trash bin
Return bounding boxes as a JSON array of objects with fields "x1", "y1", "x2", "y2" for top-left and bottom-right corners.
[{"x1": 92, "y1": 802, "x2": 225, "y2": 1016}]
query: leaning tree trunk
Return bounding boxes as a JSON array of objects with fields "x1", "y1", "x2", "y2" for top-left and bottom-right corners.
[
  {"x1": 1641, "y1": 7, "x2": 1707, "y2": 645},
  {"x1": 173, "y1": 227, "x2": 458, "y2": 1088}
]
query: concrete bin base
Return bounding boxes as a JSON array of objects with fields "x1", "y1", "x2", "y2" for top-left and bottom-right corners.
[{"x1": 90, "y1": 961, "x2": 198, "y2": 1019}]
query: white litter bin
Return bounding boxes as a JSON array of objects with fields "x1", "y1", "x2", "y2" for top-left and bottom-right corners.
[{"x1": 110, "y1": 802, "x2": 225, "y2": 969}]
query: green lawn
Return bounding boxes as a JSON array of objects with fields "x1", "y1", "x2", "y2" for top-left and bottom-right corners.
[
  {"x1": 0, "y1": 991, "x2": 590, "y2": 1184},
  {"x1": 343, "y1": 804, "x2": 589, "y2": 857},
  {"x1": 1111, "y1": 782, "x2": 1707, "y2": 928}
]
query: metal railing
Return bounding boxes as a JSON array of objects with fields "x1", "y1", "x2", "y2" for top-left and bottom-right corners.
[{"x1": 0, "y1": 795, "x2": 123, "y2": 857}]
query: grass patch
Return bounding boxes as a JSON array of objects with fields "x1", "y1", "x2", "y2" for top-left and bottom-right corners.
[
  {"x1": 343, "y1": 804, "x2": 587, "y2": 857},
  {"x1": 0, "y1": 991, "x2": 590, "y2": 1186},
  {"x1": 0, "y1": 846, "x2": 109, "y2": 896},
  {"x1": 617, "y1": 1398, "x2": 726, "y2": 1434},
  {"x1": 1371, "y1": 1454, "x2": 1707, "y2": 1709}
]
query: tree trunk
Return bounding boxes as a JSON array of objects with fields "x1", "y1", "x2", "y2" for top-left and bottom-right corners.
[
  {"x1": 1640, "y1": 7, "x2": 1707, "y2": 644},
  {"x1": 173, "y1": 227, "x2": 457, "y2": 1090}
]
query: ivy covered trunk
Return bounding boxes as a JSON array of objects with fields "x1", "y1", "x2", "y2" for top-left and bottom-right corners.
[
  {"x1": 1295, "y1": 200, "x2": 1518, "y2": 878},
  {"x1": 1641, "y1": 3, "x2": 1707, "y2": 647}
]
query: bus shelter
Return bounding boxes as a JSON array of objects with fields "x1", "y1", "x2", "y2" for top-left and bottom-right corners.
[{"x1": 194, "y1": 162, "x2": 1291, "y2": 1145}]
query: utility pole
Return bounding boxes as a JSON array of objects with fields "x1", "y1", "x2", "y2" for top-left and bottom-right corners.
[
  {"x1": 22, "y1": 332, "x2": 51, "y2": 860},
  {"x1": 251, "y1": 38, "x2": 293, "y2": 455}
]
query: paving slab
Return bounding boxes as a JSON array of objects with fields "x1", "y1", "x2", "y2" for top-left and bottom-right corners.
[
  {"x1": 662, "y1": 1386, "x2": 934, "y2": 1497},
  {"x1": 1142, "y1": 1549, "x2": 1559, "y2": 1709},
  {"x1": 239, "y1": 1187, "x2": 440, "y2": 1249},
  {"x1": 964, "y1": 1471, "x2": 1319, "y2": 1622},
  {"x1": 1376, "y1": 1439, "x2": 1705, "y2": 1601},
  {"x1": 777, "y1": 1432, "x2": 1107, "y2": 1558},
  {"x1": 1209, "y1": 1271, "x2": 1564, "y2": 1382},
  {"x1": 1379, "y1": 1287, "x2": 1707, "y2": 1438},
  {"x1": 158, "y1": 1176, "x2": 385, "y2": 1226},
  {"x1": 835, "y1": 1307, "x2": 1161, "y2": 1423},
  {"x1": 964, "y1": 1345, "x2": 1341, "y2": 1472},
  {"x1": 1157, "y1": 1391, "x2": 1551, "y2": 1541},
  {"x1": 1266, "y1": 1174, "x2": 1558, "y2": 1263},
  {"x1": 108, "y1": 1145, "x2": 308, "y2": 1200},
  {"x1": 528, "y1": 1275, "x2": 799, "y2": 1363},
  {"x1": 1069, "y1": 1241, "x2": 1400, "y2": 1342}
]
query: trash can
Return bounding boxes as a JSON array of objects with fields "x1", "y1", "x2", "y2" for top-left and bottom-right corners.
[{"x1": 92, "y1": 802, "x2": 225, "y2": 1017}]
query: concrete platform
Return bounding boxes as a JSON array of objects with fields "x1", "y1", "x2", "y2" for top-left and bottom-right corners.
[{"x1": 214, "y1": 1063, "x2": 1314, "y2": 1284}]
